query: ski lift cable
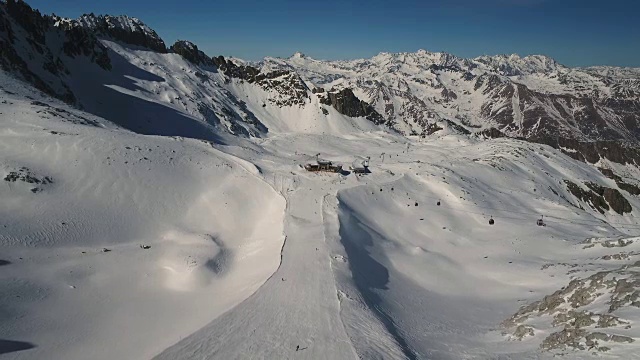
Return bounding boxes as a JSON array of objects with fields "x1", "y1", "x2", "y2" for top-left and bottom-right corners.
[
  {"x1": 380, "y1": 181, "x2": 640, "y2": 226},
  {"x1": 356, "y1": 173, "x2": 640, "y2": 229},
  {"x1": 369, "y1": 183, "x2": 640, "y2": 229},
  {"x1": 426, "y1": 200, "x2": 640, "y2": 229}
]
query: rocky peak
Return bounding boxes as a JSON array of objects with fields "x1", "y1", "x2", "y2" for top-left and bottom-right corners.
[
  {"x1": 291, "y1": 52, "x2": 306, "y2": 59},
  {"x1": 73, "y1": 13, "x2": 167, "y2": 53},
  {"x1": 170, "y1": 40, "x2": 214, "y2": 67},
  {"x1": 0, "y1": 0, "x2": 111, "y2": 103},
  {"x1": 474, "y1": 53, "x2": 562, "y2": 75},
  {"x1": 213, "y1": 55, "x2": 309, "y2": 107}
]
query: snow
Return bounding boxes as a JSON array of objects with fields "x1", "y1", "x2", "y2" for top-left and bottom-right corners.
[
  {"x1": 0, "y1": 73, "x2": 285, "y2": 359},
  {"x1": 2, "y1": 36, "x2": 640, "y2": 360}
]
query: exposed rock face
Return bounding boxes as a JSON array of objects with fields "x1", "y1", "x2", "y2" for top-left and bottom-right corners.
[
  {"x1": 541, "y1": 328, "x2": 587, "y2": 351},
  {"x1": 170, "y1": 40, "x2": 214, "y2": 67},
  {"x1": 530, "y1": 136, "x2": 640, "y2": 166},
  {"x1": 359, "y1": 81, "x2": 445, "y2": 134},
  {"x1": 4, "y1": 166, "x2": 53, "y2": 194},
  {"x1": 319, "y1": 88, "x2": 384, "y2": 124},
  {"x1": 564, "y1": 180, "x2": 632, "y2": 215},
  {"x1": 213, "y1": 56, "x2": 309, "y2": 107},
  {"x1": 59, "y1": 24, "x2": 111, "y2": 70},
  {"x1": 73, "y1": 13, "x2": 167, "y2": 53},
  {"x1": 0, "y1": 0, "x2": 111, "y2": 103},
  {"x1": 603, "y1": 188, "x2": 633, "y2": 214},
  {"x1": 618, "y1": 182, "x2": 640, "y2": 196},
  {"x1": 476, "y1": 127, "x2": 505, "y2": 139},
  {"x1": 503, "y1": 262, "x2": 640, "y2": 354},
  {"x1": 565, "y1": 180, "x2": 609, "y2": 214}
]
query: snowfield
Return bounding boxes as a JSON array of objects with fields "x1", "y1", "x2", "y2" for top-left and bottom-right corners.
[
  {"x1": 2, "y1": 24, "x2": 640, "y2": 360},
  {"x1": 0, "y1": 74, "x2": 286, "y2": 359}
]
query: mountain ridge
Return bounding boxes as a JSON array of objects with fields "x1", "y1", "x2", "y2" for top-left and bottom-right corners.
[{"x1": 1, "y1": 0, "x2": 639, "y2": 168}]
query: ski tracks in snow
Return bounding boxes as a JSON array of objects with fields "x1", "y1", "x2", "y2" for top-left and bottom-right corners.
[{"x1": 155, "y1": 164, "x2": 358, "y2": 359}]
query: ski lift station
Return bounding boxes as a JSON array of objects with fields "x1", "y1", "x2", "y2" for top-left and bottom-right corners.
[
  {"x1": 304, "y1": 154, "x2": 342, "y2": 173},
  {"x1": 350, "y1": 156, "x2": 370, "y2": 174}
]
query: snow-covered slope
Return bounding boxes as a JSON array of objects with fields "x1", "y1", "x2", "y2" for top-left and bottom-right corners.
[
  {"x1": 2, "y1": 1, "x2": 640, "y2": 359},
  {"x1": 0, "y1": 0, "x2": 387, "y2": 141},
  {"x1": 0, "y1": 72, "x2": 286, "y2": 359}
]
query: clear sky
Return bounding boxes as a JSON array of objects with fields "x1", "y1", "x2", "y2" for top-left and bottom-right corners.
[{"x1": 25, "y1": 0, "x2": 640, "y2": 67}]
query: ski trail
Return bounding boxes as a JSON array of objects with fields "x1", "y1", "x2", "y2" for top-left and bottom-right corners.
[
  {"x1": 322, "y1": 189, "x2": 412, "y2": 360},
  {"x1": 154, "y1": 174, "x2": 357, "y2": 359}
]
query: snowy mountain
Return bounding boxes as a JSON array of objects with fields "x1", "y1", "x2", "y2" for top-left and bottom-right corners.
[
  {"x1": 262, "y1": 50, "x2": 640, "y2": 158},
  {"x1": 2, "y1": 0, "x2": 639, "y2": 165},
  {"x1": 2, "y1": 1, "x2": 640, "y2": 359}
]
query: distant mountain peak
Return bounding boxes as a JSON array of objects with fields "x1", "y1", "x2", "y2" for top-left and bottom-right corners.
[
  {"x1": 291, "y1": 52, "x2": 306, "y2": 59},
  {"x1": 474, "y1": 53, "x2": 562, "y2": 75}
]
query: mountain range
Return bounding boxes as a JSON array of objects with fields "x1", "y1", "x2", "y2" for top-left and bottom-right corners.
[{"x1": 1, "y1": 0, "x2": 640, "y2": 167}]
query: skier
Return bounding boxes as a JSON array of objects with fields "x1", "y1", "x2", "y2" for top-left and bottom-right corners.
[{"x1": 296, "y1": 345, "x2": 300, "y2": 351}]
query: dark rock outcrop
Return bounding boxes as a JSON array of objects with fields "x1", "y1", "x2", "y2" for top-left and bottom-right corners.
[
  {"x1": 319, "y1": 88, "x2": 384, "y2": 124},
  {"x1": 603, "y1": 188, "x2": 633, "y2": 214},
  {"x1": 74, "y1": 13, "x2": 167, "y2": 53},
  {"x1": 170, "y1": 40, "x2": 214, "y2": 66},
  {"x1": 213, "y1": 56, "x2": 309, "y2": 106},
  {"x1": 504, "y1": 262, "x2": 639, "y2": 354},
  {"x1": 0, "y1": 0, "x2": 111, "y2": 103},
  {"x1": 565, "y1": 180, "x2": 632, "y2": 215},
  {"x1": 57, "y1": 22, "x2": 111, "y2": 71},
  {"x1": 476, "y1": 127, "x2": 505, "y2": 138},
  {"x1": 530, "y1": 135, "x2": 640, "y2": 166},
  {"x1": 618, "y1": 182, "x2": 640, "y2": 196}
]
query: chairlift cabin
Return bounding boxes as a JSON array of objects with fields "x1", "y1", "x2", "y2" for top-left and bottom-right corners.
[{"x1": 489, "y1": 217, "x2": 495, "y2": 225}]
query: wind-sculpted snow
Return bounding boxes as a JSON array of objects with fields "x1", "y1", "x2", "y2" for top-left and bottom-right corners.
[
  {"x1": 0, "y1": 75, "x2": 286, "y2": 359},
  {"x1": 324, "y1": 137, "x2": 640, "y2": 358}
]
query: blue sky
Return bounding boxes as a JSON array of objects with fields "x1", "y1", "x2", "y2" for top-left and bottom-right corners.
[{"x1": 26, "y1": 0, "x2": 640, "y2": 67}]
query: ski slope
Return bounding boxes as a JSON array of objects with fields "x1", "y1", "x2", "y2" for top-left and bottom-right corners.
[{"x1": 157, "y1": 131, "x2": 640, "y2": 359}]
